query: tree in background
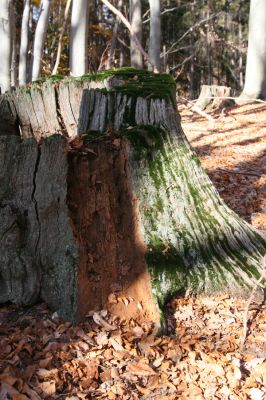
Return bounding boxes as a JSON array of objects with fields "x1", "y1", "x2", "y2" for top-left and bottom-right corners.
[
  {"x1": 31, "y1": 0, "x2": 51, "y2": 81},
  {"x1": 0, "y1": 0, "x2": 12, "y2": 92},
  {"x1": 240, "y1": 0, "x2": 266, "y2": 99},
  {"x1": 18, "y1": 0, "x2": 30, "y2": 86},
  {"x1": 0, "y1": 0, "x2": 253, "y2": 96},
  {"x1": 148, "y1": 0, "x2": 161, "y2": 71},
  {"x1": 130, "y1": 0, "x2": 143, "y2": 69},
  {"x1": 69, "y1": 0, "x2": 88, "y2": 76}
]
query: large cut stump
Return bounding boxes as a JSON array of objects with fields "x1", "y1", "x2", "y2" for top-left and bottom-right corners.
[{"x1": 0, "y1": 69, "x2": 265, "y2": 330}]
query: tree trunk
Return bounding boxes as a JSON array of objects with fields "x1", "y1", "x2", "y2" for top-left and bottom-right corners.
[
  {"x1": 19, "y1": 0, "x2": 31, "y2": 86},
  {"x1": 0, "y1": 70, "x2": 265, "y2": 330},
  {"x1": 0, "y1": 0, "x2": 12, "y2": 93},
  {"x1": 130, "y1": 0, "x2": 143, "y2": 69},
  {"x1": 148, "y1": 0, "x2": 161, "y2": 72},
  {"x1": 10, "y1": 2, "x2": 17, "y2": 87},
  {"x1": 31, "y1": 0, "x2": 51, "y2": 82},
  {"x1": 240, "y1": 0, "x2": 266, "y2": 100},
  {"x1": 69, "y1": 0, "x2": 88, "y2": 76}
]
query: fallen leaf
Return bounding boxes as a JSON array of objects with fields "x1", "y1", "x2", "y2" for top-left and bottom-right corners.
[{"x1": 127, "y1": 362, "x2": 157, "y2": 376}]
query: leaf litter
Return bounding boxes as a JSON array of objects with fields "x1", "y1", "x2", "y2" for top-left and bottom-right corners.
[
  {"x1": 1, "y1": 294, "x2": 265, "y2": 399},
  {"x1": 181, "y1": 102, "x2": 266, "y2": 233},
  {"x1": 1, "y1": 103, "x2": 266, "y2": 399}
]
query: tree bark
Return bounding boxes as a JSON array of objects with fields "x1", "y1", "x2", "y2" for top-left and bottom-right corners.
[
  {"x1": 19, "y1": 0, "x2": 31, "y2": 86},
  {"x1": 0, "y1": 0, "x2": 12, "y2": 93},
  {"x1": 69, "y1": 0, "x2": 88, "y2": 76},
  {"x1": 130, "y1": 0, "x2": 143, "y2": 69},
  {"x1": 240, "y1": 0, "x2": 266, "y2": 100},
  {"x1": 31, "y1": 0, "x2": 51, "y2": 82},
  {"x1": 0, "y1": 70, "x2": 265, "y2": 330}
]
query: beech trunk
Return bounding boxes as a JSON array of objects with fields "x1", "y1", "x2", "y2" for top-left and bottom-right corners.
[{"x1": 0, "y1": 70, "x2": 265, "y2": 330}]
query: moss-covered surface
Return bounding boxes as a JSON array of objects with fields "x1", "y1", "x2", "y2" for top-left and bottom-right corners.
[
  {"x1": 122, "y1": 125, "x2": 266, "y2": 315},
  {"x1": 14, "y1": 68, "x2": 176, "y2": 105}
]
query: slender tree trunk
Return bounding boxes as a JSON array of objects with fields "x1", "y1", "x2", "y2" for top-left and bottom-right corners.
[
  {"x1": 10, "y1": 2, "x2": 16, "y2": 87},
  {"x1": 0, "y1": 0, "x2": 12, "y2": 93},
  {"x1": 241, "y1": 0, "x2": 266, "y2": 99},
  {"x1": 148, "y1": 0, "x2": 161, "y2": 71},
  {"x1": 31, "y1": 0, "x2": 51, "y2": 82},
  {"x1": 106, "y1": 0, "x2": 122, "y2": 69},
  {"x1": 69, "y1": 0, "x2": 88, "y2": 76},
  {"x1": 238, "y1": 14, "x2": 243, "y2": 89},
  {"x1": 52, "y1": 0, "x2": 71, "y2": 75},
  {"x1": 130, "y1": 0, "x2": 143, "y2": 69},
  {"x1": 19, "y1": 0, "x2": 30, "y2": 86}
]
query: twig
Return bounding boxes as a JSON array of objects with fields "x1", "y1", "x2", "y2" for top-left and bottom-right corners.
[
  {"x1": 163, "y1": 11, "x2": 223, "y2": 57},
  {"x1": 143, "y1": 7, "x2": 180, "y2": 24},
  {"x1": 201, "y1": 96, "x2": 266, "y2": 104},
  {"x1": 101, "y1": 0, "x2": 158, "y2": 72},
  {"x1": 240, "y1": 256, "x2": 266, "y2": 350},
  {"x1": 217, "y1": 168, "x2": 265, "y2": 178}
]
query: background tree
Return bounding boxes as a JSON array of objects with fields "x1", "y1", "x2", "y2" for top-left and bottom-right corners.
[
  {"x1": 69, "y1": 0, "x2": 88, "y2": 76},
  {"x1": 148, "y1": 0, "x2": 161, "y2": 71},
  {"x1": 130, "y1": 0, "x2": 143, "y2": 69},
  {"x1": 0, "y1": 0, "x2": 12, "y2": 92},
  {"x1": 18, "y1": 0, "x2": 30, "y2": 86},
  {"x1": 31, "y1": 0, "x2": 51, "y2": 81},
  {"x1": 240, "y1": 0, "x2": 266, "y2": 99}
]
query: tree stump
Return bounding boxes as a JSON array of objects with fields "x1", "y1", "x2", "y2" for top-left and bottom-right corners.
[
  {"x1": 0, "y1": 69, "x2": 265, "y2": 331},
  {"x1": 195, "y1": 85, "x2": 232, "y2": 111}
]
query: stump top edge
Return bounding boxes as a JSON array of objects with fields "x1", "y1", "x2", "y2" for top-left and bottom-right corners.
[{"x1": 1, "y1": 68, "x2": 176, "y2": 104}]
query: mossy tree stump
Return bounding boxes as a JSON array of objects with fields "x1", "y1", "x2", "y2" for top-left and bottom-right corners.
[{"x1": 0, "y1": 69, "x2": 265, "y2": 330}]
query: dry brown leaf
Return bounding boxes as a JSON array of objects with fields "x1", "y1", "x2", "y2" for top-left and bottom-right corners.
[
  {"x1": 35, "y1": 368, "x2": 58, "y2": 379},
  {"x1": 127, "y1": 362, "x2": 157, "y2": 376},
  {"x1": 95, "y1": 331, "x2": 109, "y2": 347},
  {"x1": 12, "y1": 394, "x2": 29, "y2": 400},
  {"x1": 0, "y1": 382, "x2": 19, "y2": 397},
  {"x1": 0, "y1": 374, "x2": 17, "y2": 386},
  {"x1": 37, "y1": 381, "x2": 56, "y2": 398},
  {"x1": 93, "y1": 312, "x2": 117, "y2": 331},
  {"x1": 135, "y1": 384, "x2": 151, "y2": 395}
]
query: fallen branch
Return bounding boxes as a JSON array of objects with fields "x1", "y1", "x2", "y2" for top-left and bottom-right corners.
[
  {"x1": 201, "y1": 96, "x2": 266, "y2": 104},
  {"x1": 240, "y1": 255, "x2": 266, "y2": 350},
  {"x1": 179, "y1": 96, "x2": 214, "y2": 122}
]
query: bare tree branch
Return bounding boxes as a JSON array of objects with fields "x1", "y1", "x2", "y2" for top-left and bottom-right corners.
[
  {"x1": 143, "y1": 7, "x2": 180, "y2": 24},
  {"x1": 164, "y1": 11, "x2": 223, "y2": 57},
  {"x1": 52, "y1": 0, "x2": 72, "y2": 75},
  {"x1": 101, "y1": 0, "x2": 159, "y2": 72}
]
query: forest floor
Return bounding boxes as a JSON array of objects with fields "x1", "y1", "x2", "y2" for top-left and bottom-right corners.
[
  {"x1": 181, "y1": 101, "x2": 266, "y2": 233},
  {"x1": 0, "y1": 103, "x2": 266, "y2": 400}
]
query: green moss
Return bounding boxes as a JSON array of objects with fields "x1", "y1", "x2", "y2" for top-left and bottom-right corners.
[
  {"x1": 146, "y1": 239, "x2": 187, "y2": 308},
  {"x1": 122, "y1": 125, "x2": 164, "y2": 157},
  {"x1": 77, "y1": 68, "x2": 176, "y2": 104}
]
